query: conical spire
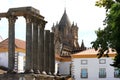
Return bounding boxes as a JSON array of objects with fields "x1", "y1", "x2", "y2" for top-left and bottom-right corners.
[
  {"x1": 59, "y1": 10, "x2": 71, "y2": 27},
  {"x1": 51, "y1": 23, "x2": 55, "y2": 32},
  {"x1": 72, "y1": 22, "x2": 74, "y2": 26},
  {"x1": 81, "y1": 40, "x2": 86, "y2": 50}
]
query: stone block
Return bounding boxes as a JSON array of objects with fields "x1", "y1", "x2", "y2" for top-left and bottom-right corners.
[
  {"x1": 0, "y1": 74, "x2": 19, "y2": 80},
  {"x1": 0, "y1": 74, "x2": 56, "y2": 80},
  {"x1": 23, "y1": 74, "x2": 35, "y2": 80}
]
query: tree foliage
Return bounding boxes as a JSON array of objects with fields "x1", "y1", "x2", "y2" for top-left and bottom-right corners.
[{"x1": 92, "y1": 0, "x2": 120, "y2": 68}]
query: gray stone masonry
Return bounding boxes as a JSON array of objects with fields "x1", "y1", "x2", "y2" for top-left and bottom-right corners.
[
  {"x1": 8, "y1": 15, "x2": 17, "y2": 73},
  {"x1": 0, "y1": 74, "x2": 66, "y2": 80}
]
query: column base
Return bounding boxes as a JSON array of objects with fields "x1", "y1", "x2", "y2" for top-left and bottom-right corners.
[
  {"x1": 42, "y1": 71, "x2": 47, "y2": 75},
  {"x1": 48, "y1": 72, "x2": 52, "y2": 75},
  {"x1": 7, "y1": 69, "x2": 17, "y2": 74},
  {"x1": 34, "y1": 69, "x2": 40, "y2": 74},
  {"x1": 24, "y1": 69, "x2": 34, "y2": 74}
]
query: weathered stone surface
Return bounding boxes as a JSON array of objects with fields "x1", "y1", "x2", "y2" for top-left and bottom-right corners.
[
  {"x1": 0, "y1": 74, "x2": 68, "y2": 80},
  {"x1": 24, "y1": 74, "x2": 35, "y2": 80},
  {"x1": 8, "y1": 7, "x2": 40, "y2": 15},
  {"x1": 25, "y1": 16, "x2": 33, "y2": 73},
  {"x1": 38, "y1": 26, "x2": 44, "y2": 73},
  {"x1": 49, "y1": 32, "x2": 55, "y2": 74},
  {"x1": 0, "y1": 6, "x2": 57, "y2": 80},
  {"x1": 44, "y1": 30, "x2": 50, "y2": 74},
  {"x1": 8, "y1": 15, "x2": 17, "y2": 73},
  {"x1": 0, "y1": 6, "x2": 47, "y2": 73},
  {"x1": 54, "y1": 76, "x2": 66, "y2": 80},
  {"x1": 0, "y1": 74, "x2": 19, "y2": 80},
  {"x1": 32, "y1": 20, "x2": 40, "y2": 74}
]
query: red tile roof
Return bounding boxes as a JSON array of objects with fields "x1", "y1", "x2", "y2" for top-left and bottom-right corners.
[
  {"x1": 72, "y1": 48, "x2": 116, "y2": 58},
  {"x1": 0, "y1": 38, "x2": 25, "y2": 52}
]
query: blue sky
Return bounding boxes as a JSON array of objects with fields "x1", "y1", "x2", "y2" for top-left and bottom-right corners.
[{"x1": 0, "y1": 0, "x2": 106, "y2": 47}]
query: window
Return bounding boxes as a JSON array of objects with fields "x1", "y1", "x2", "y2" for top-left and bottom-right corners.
[
  {"x1": 81, "y1": 60, "x2": 87, "y2": 65},
  {"x1": 114, "y1": 68, "x2": 120, "y2": 78},
  {"x1": 99, "y1": 68, "x2": 106, "y2": 78},
  {"x1": 99, "y1": 59, "x2": 106, "y2": 64},
  {"x1": 81, "y1": 68, "x2": 88, "y2": 78}
]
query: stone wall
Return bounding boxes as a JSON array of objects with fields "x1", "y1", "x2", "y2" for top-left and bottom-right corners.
[{"x1": 0, "y1": 74, "x2": 66, "y2": 80}]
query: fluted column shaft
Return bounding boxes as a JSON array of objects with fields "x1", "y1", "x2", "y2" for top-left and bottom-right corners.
[
  {"x1": 25, "y1": 16, "x2": 33, "y2": 73},
  {"x1": 32, "y1": 20, "x2": 40, "y2": 74},
  {"x1": 44, "y1": 30, "x2": 50, "y2": 74},
  {"x1": 49, "y1": 32, "x2": 55, "y2": 74},
  {"x1": 8, "y1": 15, "x2": 17, "y2": 73},
  {"x1": 38, "y1": 24, "x2": 44, "y2": 73}
]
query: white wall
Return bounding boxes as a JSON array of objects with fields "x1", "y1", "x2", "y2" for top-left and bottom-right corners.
[
  {"x1": 59, "y1": 61, "x2": 71, "y2": 75},
  {"x1": 0, "y1": 52, "x2": 25, "y2": 73},
  {"x1": 18, "y1": 54, "x2": 24, "y2": 73},
  {"x1": 72, "y1": 57, "x2": 120, "y2": 80},
  {"x1": 0, "y1": 52, "x2": 8, "y2": 67},
  {"x1": 55, "y1": 60, "x2": 60, "y2": 75}
]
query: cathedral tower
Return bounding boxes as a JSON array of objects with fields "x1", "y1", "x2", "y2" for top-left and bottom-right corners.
[{"x1": 52, "y1": 10, "x2": 86, "y2": 57}]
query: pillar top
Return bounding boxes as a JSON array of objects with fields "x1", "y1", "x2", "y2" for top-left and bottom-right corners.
[
  {"x1": 0, "y1": 6, "x2": 47, "y2": 23},
  {"x1": 8, "y1": 6, "x2": 40, "y2": 15}
]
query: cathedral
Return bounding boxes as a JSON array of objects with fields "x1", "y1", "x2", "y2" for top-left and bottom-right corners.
[{"x1": 52, "y1": 10, "x2": 86, "y2": 57}]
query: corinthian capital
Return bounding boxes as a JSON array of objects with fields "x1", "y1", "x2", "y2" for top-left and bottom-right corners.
[
  {"x1": 8, "y1": 15, "x2": 17, "y2": 24},
  {"x1": 24, "y1": 15, "x2": 32, "y2": 23}
]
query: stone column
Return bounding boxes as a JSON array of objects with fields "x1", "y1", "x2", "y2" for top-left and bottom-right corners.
[
  {"x1": 38, "y1": 23, "x2": 45, "y2": 73},
  {"x1": 44, "y1": 30, "x2": 50, "y2": 74},
  {"x1": 8, "y1": 15, "x2": 17, "y2": 73},
  {"x1": 24, "y1": 16, "x2": 33, "y2": 73},
  {"x1": 32, "y1": 19, "x2": 40, "y2": 74},
  {"x1": 49, "y1": 32, "x2": 55, "y2": 75}
]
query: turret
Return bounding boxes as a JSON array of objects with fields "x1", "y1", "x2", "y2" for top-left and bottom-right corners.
[
  {"x1": 80, "y1": 40, "x2": 86, "y2": 50},
  {"x1": 51, "y1": 23, "x2": 55, "y2": 32}
]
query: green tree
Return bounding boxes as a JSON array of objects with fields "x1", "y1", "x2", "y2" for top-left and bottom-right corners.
[{"x1": 92, "y1": 0, "x2": 120, "y2": 68}]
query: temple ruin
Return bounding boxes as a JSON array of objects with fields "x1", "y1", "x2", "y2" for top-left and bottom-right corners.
[{"x1": 0, "y1": 7, "x2": 61, "y2": 80}]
